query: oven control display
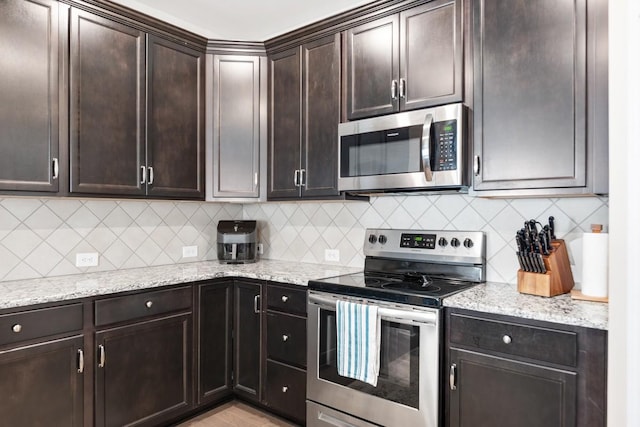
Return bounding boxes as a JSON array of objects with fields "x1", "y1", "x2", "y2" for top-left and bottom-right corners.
[{"x1": 400, "y1": 233, "x2": 436, "y2": 249}]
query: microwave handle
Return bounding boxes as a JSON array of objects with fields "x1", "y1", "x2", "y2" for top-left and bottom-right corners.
[{"x1": 421, "y1": 113, "x2": 434, "y2": 182}]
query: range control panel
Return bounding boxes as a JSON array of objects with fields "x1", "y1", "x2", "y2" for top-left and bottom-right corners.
[{"x1": 364, "y1": 229, "x2": 486, "y2": 264}]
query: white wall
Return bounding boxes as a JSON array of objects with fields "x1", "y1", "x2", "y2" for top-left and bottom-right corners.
[{"x1": 608, "y1": 0, "x2": 640, "y2": 424}]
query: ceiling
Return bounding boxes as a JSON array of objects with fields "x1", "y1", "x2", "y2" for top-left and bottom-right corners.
[{"x1": 109, "y1": 0, "x2": 375, "y2": 41}]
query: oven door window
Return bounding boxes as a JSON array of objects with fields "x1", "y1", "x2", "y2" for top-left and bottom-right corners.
[
  {"x1": 318, "y1": 308, "x2": 420, "y2": 409},
  {"x1": 340, "y1": 125, "x2": 423, "y2": 177}
]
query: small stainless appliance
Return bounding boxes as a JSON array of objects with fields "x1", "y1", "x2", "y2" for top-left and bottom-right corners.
[
  {"x1": 338, "y1": 103, "x2": 467, "y2": 193},
  {"x1": 307, "y1": 228, "x2": 486, "y2": 427},
  {"x1": 216, "y1": 220, "x2": 257, "y2": 264}
]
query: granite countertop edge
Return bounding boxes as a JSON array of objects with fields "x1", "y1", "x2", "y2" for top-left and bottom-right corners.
[{"x1": 0, "y1": 261, "x2": 608, "y2": 330}]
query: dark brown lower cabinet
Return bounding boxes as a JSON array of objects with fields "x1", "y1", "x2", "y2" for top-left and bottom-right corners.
[
  {"x1": 446, "y1": 308, "x2": 607, "y2": 427},
  {"x1": 197, "y1": 280, "x2": 234, "y2": 405},
  {"x1": 0, "y1": 335, "x2": 84, "y2": 426},
  {"x1": 449, "y1": 349, "x2": 576, "y2": 427},
  {"x1": 95, "y1": 313, "x2": 192, "y2": 427},
  {"x1": 233, "y1": 279, "x2": 264, "y2": 402}
]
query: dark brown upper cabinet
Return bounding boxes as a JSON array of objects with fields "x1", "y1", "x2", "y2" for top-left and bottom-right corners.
[
  {"x1": 345, "y1": 0, "x2": 463, "y2": 120},
  {"x1": 147, "y1": 36, "x2": 204, "y2": 199},
  {"x1": 268, "y1": 34, "x2": 341, "y2": 200},
  {"x1": 70, "y1": 9, "x2": 204, "y2": 199},
  {"x1": 0, "y1": 0, "x2": 62, "y2": 193},
  {"x1": 471, "y1": 0, "x2": 608, "y2": 196}
]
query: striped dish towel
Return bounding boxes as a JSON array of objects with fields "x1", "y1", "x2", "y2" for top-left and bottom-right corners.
[{"x1": 336, "y1": 300, "x2": 381, "y2": 387}]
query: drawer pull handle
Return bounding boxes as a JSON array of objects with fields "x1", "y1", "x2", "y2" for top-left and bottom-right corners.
[
  {"x1": 12, "y1": 324, "x2": 22, "y2": 333},
  {"x1": 281, "y1": 295, "x2": 289, "y2": 303},
  {"x1": 282, "y1": 334, "x2": 289, "y2": 342},
  {"x1": 282, "y1": 386, "x2": 288, "y2": 393},
  {"x1": 145, "y1": 301, "x2": 153, "y2": 308},
  {"x1": 254, "y1": 295, "x2": 260, "y2": 314},
  {"x1": 450, "y1": 363, "x2": 457, "y2": 390},
  {"x1": 503, "y1": 335, "x2": 512, "y2": 344}
]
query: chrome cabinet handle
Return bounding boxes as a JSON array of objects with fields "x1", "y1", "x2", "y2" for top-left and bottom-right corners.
[
  {"x1": 145, "y1": 300, "x2": 153, "y2": 309},
  {"x1": 421, "y1": 113, "x2": 434, "y2": 182},
  {"x1": 254, "y1": 172, "x2": 258, "y2": 187},
  {"x1": 474, "y1": 155, "x2": 481, "y2": 176},
  {"x1": 293, "y1": 169, "x2": 299, "y2": 187},
  {"x1": 12, "y1": 324, "x2": 22, "y2": 333},
  {"x1": 391, "y1": 80, "x2": 398, "y2": 100},
  {"x1": 140, "y1": 166, "x2": 146, "y2": 184},
  {"x1": 399, "y1": 78, "x2": 406, "y2": 98},
  {"x1": 300, "y1": 169, "x2": 306, "y2": 187},
  {"x1": 77, "y1": 349, "x2": 84, "y2": 373},
  {"x1": 502, "y1": 335, "x2": 512, "y2": 344},
  {"x1": 253, "y1": 295, "x2": 260, "y2": 314},
  {"x1": 281, "y1": 295, "x2": 289, "y2": 303},
  {"x1": 148, "y1": 166, "x2": 154, "y2": 185},
  {"x1": 282, "y1": 334, "x2": 289, "y2": 342},
  {"x1": 52, "y1": 157, "x2": 59, "y2": 180},
  {"x1": 450, "y1": 363, "x2": 457, "y2": 390},
  {"x1": 98, "y1": 344, "x2": 106, "y2": 368},
  {"x1": 281, "y1": 386, "x2": 288, "y2": 393}
]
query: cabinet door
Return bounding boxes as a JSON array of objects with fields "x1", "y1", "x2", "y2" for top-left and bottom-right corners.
[
  {"x1": 147, "y1": 35, "x2": 204, "y2": 199},
  {"x1": 197, "y1": 280, "x2": 233, "y2": 405},
  {"x1": 0, "y1": 336, "x2": 83, "y2": 426},
  {"x1": 449, "y1": 349, "x2": 577, "y2": 427},
  {"x1": 472, "y1": 0, "x2": 587, "y2": 191},
  {"x1": 0, "y1": 0, "x2": 60, "y2": 192},
  {"x1": 268, "y1": 47, "x2": 301, "y2": 199},
  {"x1": 233, "y1": 280, "x2": 263, "y2": 402},
  {"x1": 301, "y1": 35, "x2": 341, "y2": 198},
  {"x1": 346, "y1": 14, "x2": 399, "y2": 119},
  {"x1": 400, "y1": 0, "x2": 462, "y2": 111},
  {"x1": 211, "y1": 55, "x2": 261, "y2": 198},
  {"x1": 95, "y1": 313, "x2": 192, "y2": 427},
  {"x1": 69, "y1": 8, "x2": 145, "y2": 196}
]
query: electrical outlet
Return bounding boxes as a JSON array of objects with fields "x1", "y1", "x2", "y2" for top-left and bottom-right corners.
[
  {"x1": 324, "y1": 249, "x2": 340, "y2": 262},
  {"x1": 257, "y1": 243, "x2": 264, "y2": 255},
  {"x1": 76, "y1": 252, "x2": 99, "y2": 267},
  {"x1": 182, "y1": 246, "x2": 198, "y2": 258}
]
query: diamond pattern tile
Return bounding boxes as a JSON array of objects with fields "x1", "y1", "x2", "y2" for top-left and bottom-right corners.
[{"x1": 0, "y1": 194, "x2": 610, "y2": 285}]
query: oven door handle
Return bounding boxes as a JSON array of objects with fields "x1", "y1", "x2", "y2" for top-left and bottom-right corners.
[
  {"x1": 421, "y1": 113, "x2": 434, "y2": 182},
  {"x1": 308, "y1": 293, "x2": 438, "y2": 325}
]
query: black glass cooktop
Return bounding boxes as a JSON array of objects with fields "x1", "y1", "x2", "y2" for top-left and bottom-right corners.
[{"x1": 308, "y1": 271, "x2": 480, "y2": 308}]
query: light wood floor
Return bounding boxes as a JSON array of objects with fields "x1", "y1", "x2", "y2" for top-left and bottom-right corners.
[{"x1": 175, "y1": 401, "x2": 299, "y2": 427}]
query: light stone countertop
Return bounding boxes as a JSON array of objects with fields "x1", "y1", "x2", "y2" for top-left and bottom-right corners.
[
  {"x1": 0, "y1": 260, "x2": 359, "y2": 311},
  {"x1": 444, "y1": 281, "x2": 608, "y2": 330},
  {"x1": 0, "y1": 260, "x2": 607, "y2": 330}
]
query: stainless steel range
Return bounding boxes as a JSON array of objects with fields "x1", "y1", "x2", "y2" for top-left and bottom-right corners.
[{"x1": 307, "y1": 229, "x2": 486, "y2": 427}]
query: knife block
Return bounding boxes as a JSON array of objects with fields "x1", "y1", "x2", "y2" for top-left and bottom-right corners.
[{"x1": 517, "y1": 240, "x2": 575, "y2": 297}]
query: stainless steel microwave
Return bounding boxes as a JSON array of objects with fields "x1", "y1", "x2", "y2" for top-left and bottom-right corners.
[{"x1": 338, "y1": 103, "x2": 467, "y2": 193}]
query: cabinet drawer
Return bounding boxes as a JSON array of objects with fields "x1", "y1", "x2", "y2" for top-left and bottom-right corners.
[
  {"x1": 95, "y1": 286, "x2": 192, "y2": 327},
  {"x1": 265, "y1": 360, "x2": 306, "y2": 423},
  {"x1": 267, "y1": 284, "x2": 306, "y2": 315},
  {"x1": 267, "y1": 312, "x2": 306, "y2": 367},
  {"x1": 449, "y1": 313, "x2": 577, "y2": 367},
  {"x1": 0, "y1": 304, "x2": 83, "y2": 347}
]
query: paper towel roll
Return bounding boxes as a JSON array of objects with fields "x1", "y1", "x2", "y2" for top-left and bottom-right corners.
[{"x1": 581, "y1": 233, "x2": 609, "y2": 297}]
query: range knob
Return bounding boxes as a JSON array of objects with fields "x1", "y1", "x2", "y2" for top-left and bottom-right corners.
[
  {"x1": 450, "y1": 238, "x2": 461, "y2": 248},
  {"x1": 378, "y1": 235, "x2": 387, "y2": 244},
  {"x1": 368, "y1": 234, "x2": 377, "y2": 244},
  {"x1": 438, "y1": 237, "x2": 448, "y2": 247},
  {"x1": 464, "y1": 238, "x2": 474, "y2": 248}
]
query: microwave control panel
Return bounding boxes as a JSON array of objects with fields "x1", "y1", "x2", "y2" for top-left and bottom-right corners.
[{"x1": 432, "y1": 120, "x2": 457, "y2": 171}]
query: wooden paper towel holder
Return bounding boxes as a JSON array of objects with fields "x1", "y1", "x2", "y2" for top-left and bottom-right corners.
[{"x1": 517, "y1": 240, "x2": 575, "y2": 297}]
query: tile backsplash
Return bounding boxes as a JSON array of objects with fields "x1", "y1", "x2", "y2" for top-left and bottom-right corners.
[
  {"x1": 0, "y1": 197, "x2": 242, "y2": 282},
  {"x1": 244, "y1": 194, "x2": 609, "y2": 284},
  {"x1": 0, "y1": 194, "x2": 608, "y2": 284}
]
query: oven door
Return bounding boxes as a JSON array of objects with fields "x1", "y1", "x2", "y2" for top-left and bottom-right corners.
[{"x1": 307, "y1": 291, "x2": 441, "y2": 427}]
